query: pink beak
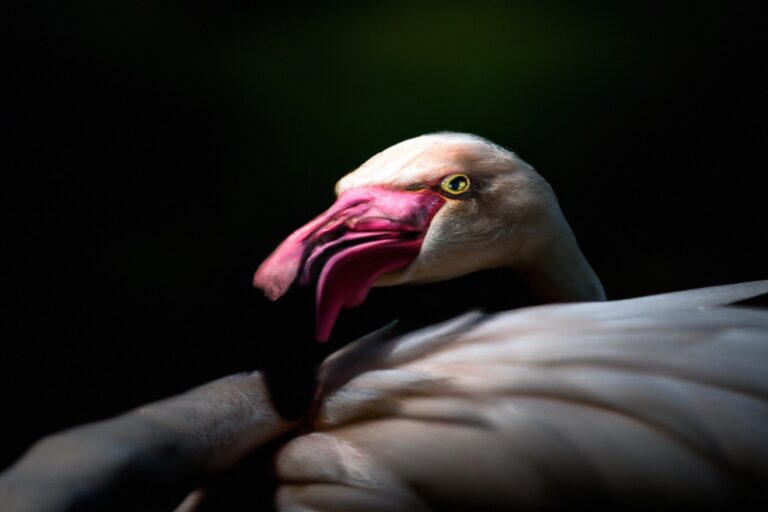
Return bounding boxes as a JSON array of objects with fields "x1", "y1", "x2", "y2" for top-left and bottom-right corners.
[{"x1": 254, "y1": 187, "x2": 445, "y2": 341}]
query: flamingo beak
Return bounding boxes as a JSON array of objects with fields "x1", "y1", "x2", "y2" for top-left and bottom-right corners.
[{"x1": 254, "y1": 187, "x2": 445, "y2": 341}]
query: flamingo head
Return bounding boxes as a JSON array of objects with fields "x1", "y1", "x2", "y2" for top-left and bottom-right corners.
[{"x1": 254, "y1": 132, "x2": 603, "y2": 341}]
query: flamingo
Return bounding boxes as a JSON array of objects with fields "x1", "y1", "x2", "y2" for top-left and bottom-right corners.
[
  {"x1": 2, "y1": 134, "x2": 763, "y2": 511},
  {"x1": 253, "y1": 133, "x2": 768, "y2": 510}
]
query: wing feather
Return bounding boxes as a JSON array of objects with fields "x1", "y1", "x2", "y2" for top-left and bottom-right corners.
[{"x1": 277, "y1": 281, "x2": 768, "y2": 511}]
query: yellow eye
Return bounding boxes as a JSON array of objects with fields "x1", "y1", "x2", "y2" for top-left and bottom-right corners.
[{"x1": 440, "y1": 173, "x2": 471, "y2": 196}]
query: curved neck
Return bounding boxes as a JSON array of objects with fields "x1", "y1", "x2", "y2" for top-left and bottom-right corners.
[{"x1": 519, "y1": 235, "x2": 606, "y2": 303}]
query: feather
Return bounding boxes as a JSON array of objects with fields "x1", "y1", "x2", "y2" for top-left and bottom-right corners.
[{"x1": 277, "y1": 281, "x2": 768, "y2": 510}]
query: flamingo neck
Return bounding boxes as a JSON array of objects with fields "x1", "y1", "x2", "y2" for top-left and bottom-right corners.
[{"x1": 519, "y1": 235, "x2": 606, "y2": 303}]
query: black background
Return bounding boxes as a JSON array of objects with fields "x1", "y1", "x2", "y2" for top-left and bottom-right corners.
[{"x1": 3, "y1": 0, "x2": 766, "y2": 499}]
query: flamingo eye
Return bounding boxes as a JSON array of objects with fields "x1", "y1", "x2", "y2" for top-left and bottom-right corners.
[{"x1": 440, "y1": 173, "x2": 471, "y2": 196}]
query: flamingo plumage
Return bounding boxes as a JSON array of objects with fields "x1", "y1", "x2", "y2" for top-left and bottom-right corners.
[{"x1": 252, "y1": 133, "x2": 768, "y2": 510}]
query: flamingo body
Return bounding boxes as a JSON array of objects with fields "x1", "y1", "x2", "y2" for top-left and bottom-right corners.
[{"x1": 275, "y1": 282, "x2": 768, "y2": 511}]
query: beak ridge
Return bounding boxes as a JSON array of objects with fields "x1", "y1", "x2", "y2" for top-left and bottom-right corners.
[{"x1": 254, "y1": 187, "x2": 445, "y2": 341}]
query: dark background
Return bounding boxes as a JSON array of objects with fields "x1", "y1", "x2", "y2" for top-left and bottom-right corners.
[{"x1": 3, "y1": 0, "x2": 766, "y2": 494}]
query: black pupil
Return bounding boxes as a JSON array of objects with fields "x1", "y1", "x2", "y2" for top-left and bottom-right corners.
[{"x1": 449, "y1": 176, "x2": 467, "y2": 191}]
